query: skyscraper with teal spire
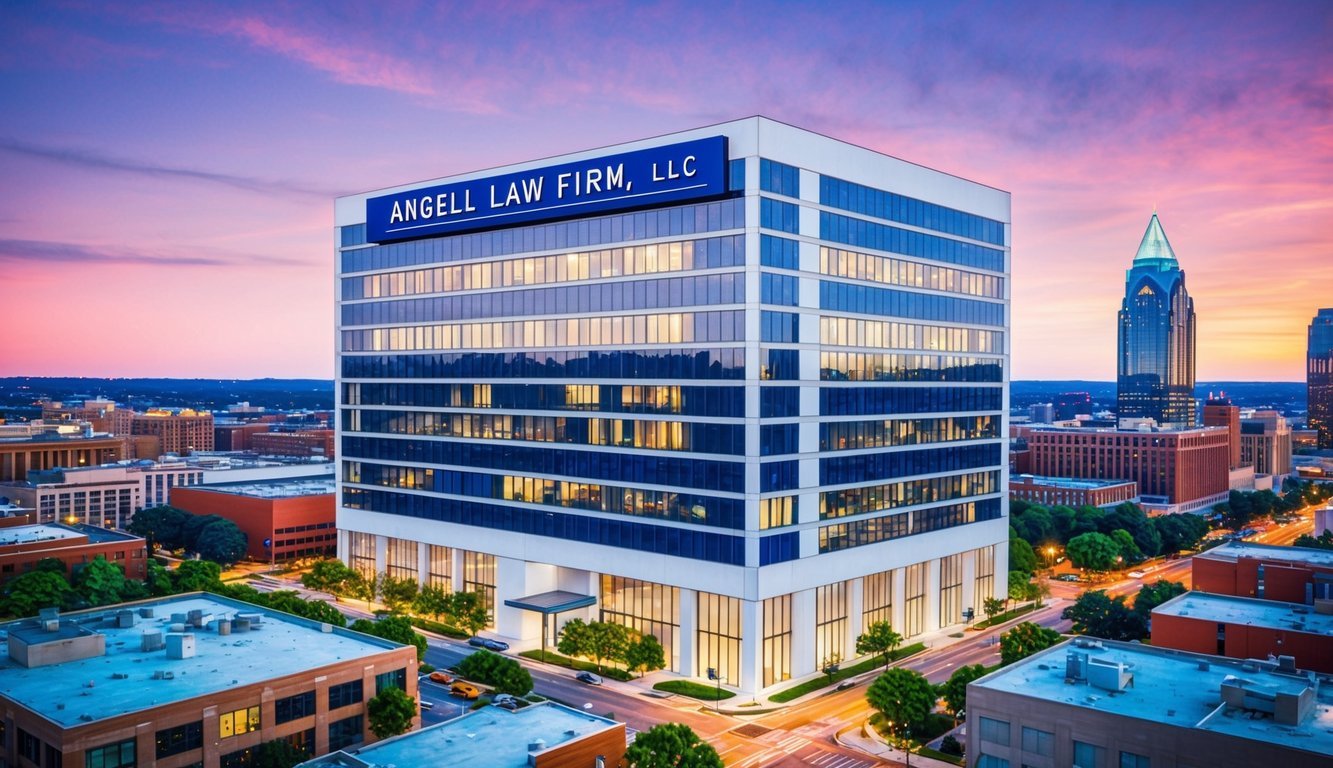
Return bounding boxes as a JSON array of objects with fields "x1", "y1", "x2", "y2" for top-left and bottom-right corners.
[{"x1": 1117, "y1": 213, "x2": 1197, "y2": 427}]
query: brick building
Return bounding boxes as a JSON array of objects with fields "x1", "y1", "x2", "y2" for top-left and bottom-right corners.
[
  {"x1": 1202, "y1": 396, "x2": 1241, "y2": 469},
  {"x1": 250, "y1": 430, "x2": 335, "y2": 459},
  {"x1": 0, "y1": 594, "x2": 418, "y2": 767},
  {"x1": 1008, "y1": 474, "x2": 1139, "y2": 509},
  {"x1": 0, "y1": 517, "x2": 147, "y2": 584},
  {"x1": 170, "y1": 478, "x2": 337, "y2": 562},
  {"x1": 0, "y1": 434, "x2": 123, "y2": 483},
  {"x1": 213, "y1": 422, "x2": 271, "y2": 451},
  {"x1": 1151, "y1": 591, "x2": 1333, "y2": 674},
  {"x1": 1192, "y1": 540, "x2": 1333, "y2": 604},
  {"x1": 129, "y1": 409, "x2": 215, "y2": 455},
  {"x1": 1025, "y1": 426, "x2": 1231, "y2": 513},
  {"x1": 300, "y1": 701, "x2": 624, "y2": 768}
]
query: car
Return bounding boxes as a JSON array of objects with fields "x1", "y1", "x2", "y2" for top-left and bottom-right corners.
[
  {"x1": 1127, "y1": 570, "x2": 1146, "y2": 579},
  {"x1": 1054, "y1": 573, "x2": 1081, "y2": 582},
  {"x1": 835, "y1": 680, "x2": 857, "y2": 691},
  {"x1": 468, "y1": 636, "x2": 510, "y2": 652},
  {"x1": 419, "y1": 700, "x2": 435, "y2": 710},
  {"x1": 467, "y1": 636, "x2": 488, "y2": 648},
  {"x1": 492, "y1": 693, "x2": 519, "y2": 710},
  {"x1": 576, "y1": 671, "x2": 603, "y2": 686},
  {"x1": 428, "y1": 671, "x2": 456, "y2": 685},
  {"x1": 450, "y1": 681, "x2": 481, "y2": 700}
]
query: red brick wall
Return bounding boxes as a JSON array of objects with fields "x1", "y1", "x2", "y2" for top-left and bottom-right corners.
[
  {"x1": 170, "y1": 489, "x2": 334, "y2": 562},
  {"x1": 1153, "y1": 612, "x2": 1333, "y2": 673}
]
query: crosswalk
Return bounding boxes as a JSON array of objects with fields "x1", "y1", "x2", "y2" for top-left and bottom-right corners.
[
  {"x1": 804, "y1": 752, "x2": 873, "y2": 768},
  {"x1": 728, "y1": 731, "x2": 874, "y2": 768}
]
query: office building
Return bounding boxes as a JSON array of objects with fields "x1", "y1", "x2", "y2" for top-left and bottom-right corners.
[
  {"x1": 0, "y1": 594, "x2": 418, "y2": 768},
  {"x1": 1150, "y1": 591, "x2": 1333, "y2": 674},
  {"x1": 335, "y1": 117, "x2": 1011, "y2": 695},
  {"x1": 1052, "y1": 391, "x2": 1092, "y2": 421},
  {"x1": 1239, "y1": 409, "x2": 1293, "y2": 481},
  {"x1": 0, "y1": 518, "x2": 146, "y2": 585},
  {"x1": 1310, "y1": 308, "x2": 1333, "y2": 449},
  {"x1": 1116, "y1": 213, "x2": 1196, "y2": 428},
  {"x1": 1008, "y1": 475, "x2": 1138, "y2": 509},
  {"x1": 215, "y1": 421, "x2": 272, "y2": 451},
  {"x1": 128, "y1": 409, "x2": 215, "y2": 456},
  {"x1": 1027, "y1": 403, "x2": 1054, "y2": 423},
  {"x1": 966, "y1": 638, "x2": 1333, "y2": 768},
  {"x1": 0, "y1": 433, "x2": 123, "y2": 483},
  {"x1": 1202, "y1": 395, "x2": 1241, "y2": 469},
  {"x1": 1192, "y1": 540, "x2": 1333, "y2": 603},
  {"x1": 251, "y1": 429, "x2": 335, "y2": 459},
  {"x1": 300, "y1": 701, "x2": 624, "y2": 768},
  {"x1": 171, "y1": 477, "x2": 337, "y2": 562},
  {"x1": 1025, "y1": 426, "x2": 1230, "y2": 513}
]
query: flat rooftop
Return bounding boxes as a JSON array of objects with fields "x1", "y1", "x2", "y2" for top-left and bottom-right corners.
[
  {"x1": 973, "y1": 638, "x2": 1333, "y2": 756},
  {"x1": 0, "y1": 594, "x2": 403, "y2": 727},
  {"x1": 188, "y1": 477, "x2": 336, "y2": 499},
  {"x1": 1153, "y1": 591, "x2": 1333, "y2": 635},
  {"x1": 302, "y1": 702, "x2": 620, "y2": 767},
  {"x1": 1011, "y1": 475, "x2": 1136, "y2": 489},
  {"x1": 1196, "y1": 540, "x2": 1333, "y2": 568},
  {"x1": 0, "y1": 524, "x2": 84, "y2": 547}
]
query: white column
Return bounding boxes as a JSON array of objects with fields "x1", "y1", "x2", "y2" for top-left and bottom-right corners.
[
  {"x1": 962, "y1": 550, "x2": 977, "y2": 625},
  {"x1": 373, "y1": 534, "x2": 387, "y2": 578},
  {"x1": 678, "y1": 588, "x2": 697, "y2": 677},
  {"x1": 450, "y1": 547, "x2": 465, "y2": 594},
  {"x1": 416, "y1": 541, "x2": 429, "y2": 587},
  {"x1": 848, "y1": 578, "x2": 864, "y2": 661},
  {"x1": 337, "y1": 529, "x2": 350, "y2": 567},
  {"x1": 926, "y1": 557, "x2": 942, "y2": 633},
  {"x1": 892, "y1": 568, "x2": 906, "y2": 637},
  {"x1": 740, "y1": 599, "x2": 762, "y2": 696},
  {"x1": 791, "y1": 587, "x2": 816, "y2": 678}
]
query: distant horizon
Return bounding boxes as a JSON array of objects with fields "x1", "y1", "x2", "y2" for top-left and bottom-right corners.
[{"x1": 0, "y1": 375, "x2": 1312, "y2": 385}]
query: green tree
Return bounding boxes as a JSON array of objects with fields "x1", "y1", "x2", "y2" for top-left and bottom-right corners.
[
  {"x1": 938, "y1": 663, "x2": 987, "y2": 718},
  {"x1": 1062, "y1": 590, "x2": 1147, "y2": 641},
  {"x1": 1008, "y1": 528, "x2": 1038, "y2": 575},
  {"x1": 301, "y1": 559, "x2": 357, "y2": 594},
  {"x1": 350, "y1": 615, "x2": 427, "y2": 660},
  {"x1": 367, "y1": 686, "x2": 416, "y2": 739},
  {"x1": 983, "y1": 596, "x2": 1006, "y2": 621},
  {"x1": 1132, "y1": 579, "x2": 1187, "y2": 621},
  {"x1": 3, "y1": 570, "x2": 74, "y2": 617},
  {"x1": 1099, "y1": 503, "x2": 1162, "y2": 558},
  {"x1": 626, "y1": 634, "x2": 667, "y2": 678},
  {"x1": 33, "y1": 557, "x2": 66, "y2": 574},
  {"x1": 1294, "y1": 531, "x2": 1333, "y2": 550},
  {"x1": 378, "y1": 574, "x2": 419, "y2": 614},
  {"x1": 492, "y1": 658, "x2": 534, "y2": 696},
  {"x1": 1010, "y1": 505, "x2": 1054, "y2": 546},
  {"x1": 1153, "y1": 513, "x2": 1210, "y2": 553},
  {"x1": 412, "y1": 584, "x2": 451, "y2": 622},
  {"x1": 557, "y1": 617, "x2": 593, "y2": 659},
  {"x1": 347, "y1": 570, "x2": 377, "y2": 603},
  {"x1": 1007, "y1": 573, "x2": 1030, "y2": 605},
  {"x1": 179, "y1": 513, "x2": 225, "y2": 551},
  {"x1": 171, "y1": 559, "x2": 224, "y2": 592},
  {"x1": 1000, "y1": 621, "x2": 1061, "y2": 665},
  {"x1": 263, "y1": 590, "x2": 347, "y2": 626},
  {"x1": 146, "y1": 559, "x2": 175, "y2": 596},
  {"x1": 252, "y1": 738, "x2": 310, "y2": 768},
  {"x1": 73, "y1": 556, "x2": 129, "y2": 607},
  {"x1": 1108, "y1": 529, "x2": 1142, "y2": 564},
  {"x1": 127, "y1": 505, "x2": 190, "y2": 550},
  {"x1": 1066, "y1": 532, "x2": 1120, "y2": 572},
  {"x1": 193, "y1": 519, "x2": 248, "y2": 565},
  {"x1": 588, "y1": 621, "x2": 631, "y2": 672},
  {"x1": 448, "y1": 590, "x2": 490, "y2": 637},
  {"x1": 623, "y1": 723, "x2": 724, "y2": 768},
  {"x1": 854, "y1": 620, "x2": 903, "y2": 668},
  {"x1": 866, "y1": 668, "x2": 935, "y2": 737}
]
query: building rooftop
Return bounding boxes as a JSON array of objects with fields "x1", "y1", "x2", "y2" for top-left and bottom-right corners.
[
  {"x1": 187, "y1": 477, "x2": 337, "y2": 499},
  {"x1": 0, "y1": 594, "x2": 403, "y2": 727},
  {"x1": 0, "y1": 524, "x2": 84, "y2": 547},
  {"x1": 1011, "y1": 475, "x2": 1136, "y2": 489},
  {"x1": 972, "y1": 638, "x2": 1333, "y2": 756},
  {"x1": 302, "y1": 702, "x2": 620, "y2": 767},
  {"x1": 1153, "y1": 592, "x2": 1333, "y2": 636},
  {"x1": 1196, "y1": 540, "x2": 1333, "y2": 568}
]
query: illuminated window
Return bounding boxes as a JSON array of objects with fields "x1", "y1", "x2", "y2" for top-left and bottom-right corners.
[
  {"x1": 759, "y1": 496, "x2": 796, "y2": 529},
  {"x1": 762, "y1": 594, "x2": 792, "y2": 687},
  {"x1": 218, "y1": 706, "x2": 260, "y2": 738}
]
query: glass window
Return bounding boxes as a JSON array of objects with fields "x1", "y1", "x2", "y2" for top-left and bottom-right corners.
[
  {"x1": 275, "y1": 691, "x2": 316, "y2": 724},
  {"x1": 863, "y1": 570, "x2": 893, "y2": 627},
  {"x1": 85, "y1": 738, "x2": 135, "y2": 768},
  {"x1": 903, "y1": 563, "x2": 927, "y2": 638},
  {"x1": 697, "y1": 591, "x2": 742, "y2": 686},
  {"x1": 156, "y1": 721, "x2": 203, "y2": 758},
  {"x1": 463, "y1": 550, "x2": 497, "y2": 628},
  {"x1": 976, "y1": 756, "x2": 1010, "y2": 768},
  {"x1": 329, "y1": 715, "x2": 365, "y2": 752},
  {"x1": 428, "y1": 544, "x2": 452, "y2": 590},
  {"x1": 975, "y1": 545, "x2": 996, "y2": 608},
  {"x1": 348, "y1": 531, "x2": 376, "y2": 576},
  {"x1": 762, "y1": 594, "x2": 792, "y2": 687},
  {"x1": 376, "y1": 668, "x2": 407, "y2": 693},
  {"x1": 385, "y1": 537, "x2": 417, "y2": 581},
  {"x1": 600, "y1": 576, "x2": 680, "y2": 670},
  {"x1": 1021, "y1": 727, "x2": 1053, "y2": 756},
  {"x1": 1119, "y1": 752, "x2": 1150, "y2": 768},
  {"x1": 979, "y1": 716, "x2": 1010, "y2": 745},
  {"x1": 1074, "y1": 741, "x2": 1106, "y2": 768},
  {"x1": 218, "y1": 706, "x2": 261, "y2": 738},
  {"x1": 814, "y1": 581, "x2": 849, "y2": 668},
  {"x1": 328, "y1": 680, "x2": 364, "y2": 710},
  {"x1": 759, "y1": 159, "x2": 800, "y2": 198},
  {"x1": 940, "y1": 553, "x2": 963, "y2": 626}
]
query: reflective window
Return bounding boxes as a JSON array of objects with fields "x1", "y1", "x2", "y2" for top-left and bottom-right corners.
[
  {"x1": 761, "y1": 460, "x2": 799, "y2": 492},
  {"x1": 761, "y1": 197, "x2": 799, "y2": 233},
  {"x1": 760, "y1": 159, "x2": 800, "y2": 197},
  {"x1": 815, "y1": 581, "x2": 849, "y2": 668},
  {"x1": 1074, "y1": 741, "x2": 1106, "y2": 768},
  {"x1": 761, "y1": 310, "x2": 799, "y2": 342},
  {"x1": 761, "y1": 423, "x2": 799, "y2": 456},
  {"x1": 820, "y1": 175, "x2": 1006, "y2": 246},
  {"x1": 820, "y1": 316, "x2": 1003, "y2": 353},
  {"x1": 601, "y1": 575, "x2": 680, "y2": 670},
  {"x1": 820, "y1": 443, "x2": 1001, "y2": 485},
  {"x1": 979, "y1": 716, "x2": 1011, "y2": 745},
  {"x1": 819, "y1": 386, "x2": 1003, "y2": 418},
  {"x1": 821, "y1": 415, "x2": 998, "y2": 451},
  {"x1": 328, "y1": 680, "x2": 363, "y2": 709},
  {"x1": 760, "y1": 387, "x2": 801, "y2": 418},
  {"x1": 84, "y1": 740, "x2": 136, "y2": 768},
  {"x1": 328, "y1": 715, "x2": 365, "y2": 752},
  {"x1": 863, "y1": 570, "x2": 893, "y2": 627},
  {"x1": 975, "y1": 545, "x2": 996, "y2": 608},
  {"x1": 348, "y1": 531, "x2": 376, "y2": 577},
  {"x1": 821, "y1": 210, "x2": 1005, "y2": 271},
  {"x1": 428, "y1": 544, "x2": 452, "y2": 590},
  {"x1": 697, "y1": 592, "x2": 742, "y2": 686},
  {"x1": 1119, "y1": 752, "x2": 1150, "y2": 768},
  {"x1": 820, "y1": 280, "x2": 1004, "y2": 327},
  {"x1": 464, "y1": 550, "x2": 497, "y2": 626},
  {"x1": 760, "y1": 235, "x2": 800, "y2": 270},
  {"x1": 347, "y1": 382, "x2": 745, "y2": 417},
  {"x1": 1022, "y1": 726, "x2": 1053, "y2": 757},
  {"x1": 762, "y1": 349, "x2": 800, "y2": 381},
  {"x1": 274, "y1": 691, "x2": 316, "y2": 725},
  {"x1": 156, "y1": 721, "x2": 203, "y2": 759},
  {"x1": 940, "y1": 553, "x2": 963, "y2": 626},
  {"x1": 385, "y1": 537, "x2": 417, "y2": 581},
  {"x1": 762, "y1": 594, "x2": 792, "y2": 687},
  {"x1": 903, "y1": 562, "x2": 927, "y2": 638},
  {"x1": 759, "y1": 532, "x2": 799, "y2": 565},
  {"x1": 761, "y1": 273, "x2": 799, "y2": 306},
  {"x1": 821, "y1": 351, "x2": 1002, "y2": 383},
  {"x1": 821, "y1": 246, "x2": 1004, "y2": 298},
  {"x1": 342, "y1": 347, "x2": 746, "y2": 381}
]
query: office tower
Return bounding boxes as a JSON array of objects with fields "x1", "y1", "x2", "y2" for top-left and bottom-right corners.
[
  {"x1": 1117, "y1": 213, "x2": 1196, "y2": 427},
  {"x1": 1310, "y1": 308, "x2": 1333, "y2": 449},
  {"x1": 334, "y1": 118, "x2": 1010, "y2": 695},
  {"x1": 1202, "y1": 394, "x2": 1240, "y2": 469}
]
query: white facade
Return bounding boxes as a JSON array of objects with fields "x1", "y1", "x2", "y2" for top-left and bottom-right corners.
[{"x1": 335, "y1": 118, "x2": 1011, "y2": 695}]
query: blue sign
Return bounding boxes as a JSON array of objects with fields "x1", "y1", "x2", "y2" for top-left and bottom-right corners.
[{"x1": 366, "y1": 136, "x2": 728, "y2": 242}]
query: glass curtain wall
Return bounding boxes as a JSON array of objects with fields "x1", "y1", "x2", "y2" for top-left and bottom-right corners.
[
  {"x1": 348, "y1": 532, "x2": 376, "y2": 577},
  {"x1": 427, "y1": 545, "x2": 452, "y2": 590},
  {"x1": 814, "y1": 581, "x2": 849, "y2": 667},
  {"x1": 903, "y1": 562, "x2": 927, "y2": 638},
  {"x1": 974, "y1": 545, "x2": 995, "y2": 608},
  {"x1": 940, "y1": 553, "x2": 963, "y2": 627},
  {"x1": 463, "y1": 551, "x2": 497, "y2": 628},
  {"x1": 862, "y1": 570, "x2": 894, "y2": 628},
  {"x1": 697, "y1": 592, "x2": 742, "y2": 687},
  {"x1": 762, "y1": 594, "x2": 792, "y2": 688},
  {"x1": 385, "y1": 537, "x2": 417, "y2": 581},
  {"x1": 600, "y1": 576, "x2": 680, "y2": 669}
]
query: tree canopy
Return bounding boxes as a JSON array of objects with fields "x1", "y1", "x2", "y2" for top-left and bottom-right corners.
[
  {"x1": 350, "y1": 615, "x2": 427, "y2": 660},
  {"x1": 626, "y1": 634, "x2": 667, "y2": 678},
  {"x1": 1066, "y1": 532, "x2": 1120, "y2": 572},
  {"x1": 938, "y1": 663, "x2": 987, "y2": 716},
  {"x1": 866, "y1": 667, "x2": 935, "y2": 736},
  {"x1": 1062, "y1": 590, "x2": 1147, "y2": 641},
  {"x1": 624, "y1": 723, "x2": 724, "y2": 768},
  {"x1": 1132, "y1": 579, "x2": 1187, "y2": 621},
  {"x1": 855, "y1": 620, "x2": 903, "y2": 668},
  {"x1": 367, "y1": 686, "x2": 417, "y2": 739},
  {"x1": 1000, "y1": 621, "x2": 1062, "y2": 665}
]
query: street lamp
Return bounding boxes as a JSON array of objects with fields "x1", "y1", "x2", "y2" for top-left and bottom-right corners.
[
  {"x1": 1046, "y1": 545, "x2": 1056, "y2": 567},
  {"x1": 706, "y1": 667, "x2": 721, "y2": 713}
]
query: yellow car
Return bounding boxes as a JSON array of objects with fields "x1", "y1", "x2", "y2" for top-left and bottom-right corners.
[{"x1": 451, "y1": 681, "x2": 481, "y2": 700}]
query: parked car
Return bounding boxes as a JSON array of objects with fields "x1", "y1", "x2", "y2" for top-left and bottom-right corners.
[
  {"x1": 428, "y1": 671, "x2": 456, "y2": 685},
  {"x1": 575, "y1": 671, "x2": 603, "y2": 686},
  {"x1": 1127, "y1": 570, "x2": 1146, "y2": 579},
  {"x1": 492, "y1": 693, "x2": 519, "y2": 710},
  {"x1": 451, "y1": 681, "x2": 481, "y2": 700},
  {"x1": 1054, "y1": 573, "x2": 1081, "y2": 582},
  {"x1": 467, "y1": 636, "x2": 488, "y2": 648},
  {"x1": 468, "y1": 636, "x2": 510, "y2": 652}
]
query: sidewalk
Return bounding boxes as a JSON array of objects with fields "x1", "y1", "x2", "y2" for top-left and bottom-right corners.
[{"x1": 837, "y1": 719, "x2": 959, "y2": 768}]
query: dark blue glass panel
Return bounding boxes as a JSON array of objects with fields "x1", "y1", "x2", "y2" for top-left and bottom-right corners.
[
  {"x1": 759, "y1": 159, "x2": 800, "y2": 198},
  {"x1": 819, "y1": 386, "x2": 1002, "y2": 416},
  {"x1": 342, "y1": 348, "x2": 745, "y2": 381},
  {"x1": 819, "y1": 281, "x2": 1004, "y2": 327},
  {"x1": 760, "y1": 235, "x2": 800, "y2": 270},
  {"x1": 820, "y1": 212, "x2": 1004, "y2": 272},
  {"x1": 348, "y1": 382, "x2": 746, "y2": 418},
  {"x1": 819, "y1": 176, "x2": 1005, "y2": 246},
  {"x1": 760, "y1": 387, "x2": 800, "y2": 418},
  {"x1": 760, "y1": 311, "x2": 799, "y2": 342},
  {"x1": 760, "y1": 198, "x2": 800, "y2": 234},
  {"x1": 819, "y1": 443, "x2": 1001, "y2": 485},
  {"x1": 759, "y1": 532, "x2": 800, "y2": 565},
  {"x1": 761, "y1": 460, "x2": 799, "y2": 492},
  {"x1": 762, "y1": 349, "x2": 800, "y2": 381}
]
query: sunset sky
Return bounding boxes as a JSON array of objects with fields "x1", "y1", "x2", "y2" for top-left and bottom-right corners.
[{"x1": 2, "y1": 1, "x2": 1329, "y2": 381}]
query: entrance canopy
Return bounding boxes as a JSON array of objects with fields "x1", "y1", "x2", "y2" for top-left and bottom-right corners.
[{"x1": 503, "y1": 590, "x2": 596, "y2": 615}]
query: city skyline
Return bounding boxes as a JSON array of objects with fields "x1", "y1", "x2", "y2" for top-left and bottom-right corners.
[{"x1": 2, "y1": 1, "x2": 1330, "y2": 381}]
